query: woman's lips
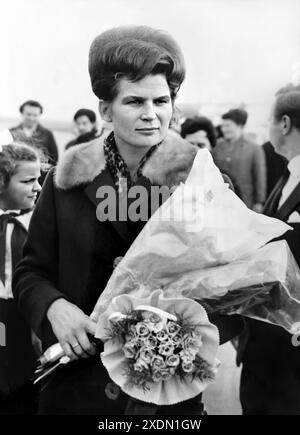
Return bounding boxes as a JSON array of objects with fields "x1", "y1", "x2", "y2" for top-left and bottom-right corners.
[{"x1": 136, "y1": 128, "x2": 159, "y2": 134}]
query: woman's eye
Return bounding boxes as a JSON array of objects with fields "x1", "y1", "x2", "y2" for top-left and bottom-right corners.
[
  {"x1": 128, "y1": 100, "x2": 141, "y2": 105},
  {"x1": 155, "y1": 99, "x2": 168, "y2": 105}
]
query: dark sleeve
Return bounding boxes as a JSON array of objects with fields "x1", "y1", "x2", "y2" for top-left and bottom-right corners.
[
  {"x1": 252, "y1": 145, "x2": 267, "y2": 204},
  {"x1": 46, "y1": 131, "x2": 59, "y2": 165},
  {"x1": 12, "y1": 169, "x2": 66, "y2": 338},
  {"x1": 208, "y1": 314, "x2": 244, "y2": 344}
]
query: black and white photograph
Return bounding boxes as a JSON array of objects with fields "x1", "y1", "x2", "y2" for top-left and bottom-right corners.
[{"x1": 0, "y1": 0, "x2": 300, "y2": 423}]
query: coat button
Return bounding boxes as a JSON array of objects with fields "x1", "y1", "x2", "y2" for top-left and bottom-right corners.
[{"x1": 105, "y1": 382, "x2": 121, "y2": 400}]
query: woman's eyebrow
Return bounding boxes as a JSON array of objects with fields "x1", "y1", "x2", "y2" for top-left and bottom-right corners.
[{"x1": 122, "y1": 95, "x2": 171, "y2": 101}]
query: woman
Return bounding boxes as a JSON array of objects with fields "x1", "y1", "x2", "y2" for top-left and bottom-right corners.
[{"x1": 13, "y1": 26, "x2": 242, "y2": 415}]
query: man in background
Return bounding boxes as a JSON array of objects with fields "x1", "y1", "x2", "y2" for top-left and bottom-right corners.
[
  {"x1": 238, "y1": 84, "x2": 300, "y2": 414},
  {"x1": 65, "y1": 108, "x2": 98, "y2": 150},
  {"x1": 212, "y1": 108, "x2": 266, "y2": 211},
  {"x1": 10, "y1": 100, "x2": 58, "y2": 166}
]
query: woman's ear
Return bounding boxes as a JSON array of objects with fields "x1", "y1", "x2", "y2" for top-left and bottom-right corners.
[
  {"x1": 281, "y1": 115, "x2": 292, "y2": 135},
  {"x1": 98, "y1": 100, "x2": 112, "y2": 123}
]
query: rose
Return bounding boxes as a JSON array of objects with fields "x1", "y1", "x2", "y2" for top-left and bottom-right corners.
[
  {"x1": 152, "y1": 371, "x2": 163, "y2": 383},
  {"x1": 140, "y1": 347, "x2": 154, "y2": 364},
  {"x1": 134, "y1": 358, "x2": 148, "y2": 372},
  {"x1": 135, "y1": 322, "x2": 151, "y2": 338},
  {"x1": 166, "y1": 354, "x2": 181, "y2": 368},
  {"x1": 160, "y1": 368, "x2": 173, "y2": 381},
  {"x1": 142, "y1": 312, "x2": 162, "y2": 324},
  {"x1": 144, "y1": 335, "x2": 157, "y2": 349},
  {"x1": 159, "y1": 343, "x2": 174, "y2": 357},
  {"x1": 182, "y1": 361, "x2": 194, "y2": 373},
  {"x1": 152, "y1": 355, "x2": 166, "y2": 370},
  {"x1": 180, "y1": 349, "x2": 196, "y2": 363},
  {"x1": 171, "y1": 334, "x2": 182, "y2": 346},
  {"x1": 125, "y1": 332, "x2": 138, "y2": 344},
  {"x1": 151, "y1": 321, "x2": 165, "y2": 334},
  {"x1": 123, "y1": 344, "x2": 136, "y2": 359},
  {"x1": 156, "y1": 330, "x2": 169, "y2": 342},
  {"x1": 166, "y1": 321, "x2": 181, "y2": 336}
]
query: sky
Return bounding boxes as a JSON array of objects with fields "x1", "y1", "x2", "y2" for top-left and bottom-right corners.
[{"x1": 1, "y1": 0, "x2": 300, "y2": 139}]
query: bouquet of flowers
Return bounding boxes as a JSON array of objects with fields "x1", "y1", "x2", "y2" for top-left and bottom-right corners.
[
  {"x1": 92, "y1": 149, "x2": 300, "y2": 333},
  {"x1": 96, "y1": 290, "x2": 220, "y2": 405}
]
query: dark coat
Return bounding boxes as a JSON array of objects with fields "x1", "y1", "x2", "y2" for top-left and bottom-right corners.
[
  {"x1": 212, "y1": 136, "x2": 267, "y2": 208},
  {"x1": 262, "y1": 142, "x2": 287, "y2": 197},
  {"x1": 12, "y1": 135, "x2": 242, "y2": 414},
  {"x1": 238, "y1": 171, "x2": 300, "y2": 415},
  {"x1": 0, "y1": 211, "x2": 38, "y2": 414}
]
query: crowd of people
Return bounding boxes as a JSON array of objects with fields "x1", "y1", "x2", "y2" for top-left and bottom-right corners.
[{"x1": 0, "y1": 24, "x2": 299, "y2": 415}]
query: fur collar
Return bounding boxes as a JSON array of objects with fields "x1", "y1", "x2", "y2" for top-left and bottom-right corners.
[{"x1": 55, "y1": 132, "x2": 197, "y2": 190}]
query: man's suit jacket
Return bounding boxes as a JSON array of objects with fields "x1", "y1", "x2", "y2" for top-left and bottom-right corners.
[{"x1": 239, "y1": 170, "x2": 300, "y2": 415}]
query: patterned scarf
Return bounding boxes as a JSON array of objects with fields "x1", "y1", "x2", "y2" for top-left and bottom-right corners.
[{"x1": 104, "y1": 132, "x2": 159, "y2": 191}]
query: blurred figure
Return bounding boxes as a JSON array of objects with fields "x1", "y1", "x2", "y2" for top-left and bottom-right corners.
[
  {"x1": 262, "y1": 141, "x2": 287, "y2": 197},
  {"x1": 181, "y1": 116, "x2": 217, "y2": 150},
  {"x1": 212, "y1": 108, "x2": 266, "y2": 211},
  {"x1": 0, "y1": 143, "x2": 41, "y2": 415},
  {"x1": 65, "y1": 108, "x2": 99, "y2": 150},
  {"x1": 181, "y1": 116, "x2": 242, "y2": 197},
  {"x1": 10, "y1": 100, "x2": 58, "y2": 166},
  {"x1": 238, "y1": 84, "x2": 300, "y2": 415}
]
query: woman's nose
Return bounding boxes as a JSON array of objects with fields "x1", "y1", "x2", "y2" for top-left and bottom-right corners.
[{"x1": 140, "y1": 103, "x2": 156, "y2": 121}]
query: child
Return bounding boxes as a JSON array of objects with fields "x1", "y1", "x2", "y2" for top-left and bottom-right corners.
[{"x1": 0, "y1": 143, "x2": 41, "y2": 414}]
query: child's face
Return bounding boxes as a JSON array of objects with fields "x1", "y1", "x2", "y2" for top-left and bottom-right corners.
[{"x1": 0, "y1": 160, "x2": 41, "y2": 210}]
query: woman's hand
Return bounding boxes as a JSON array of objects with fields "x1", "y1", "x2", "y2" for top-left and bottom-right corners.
[{"x1": 47, "y1": 298, "x2": 97, "y2": 360}]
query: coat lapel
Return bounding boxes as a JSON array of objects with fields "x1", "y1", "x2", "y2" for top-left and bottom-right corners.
[
  {"x1": 84, "y1": 169, "x2": 131, "y2": 242},
  {"x1": 275, "y1": 182, "x2": 300, "y2": 222},
  {"x1": 263, "y1": 169, "x2": 290, "y2": 217}
]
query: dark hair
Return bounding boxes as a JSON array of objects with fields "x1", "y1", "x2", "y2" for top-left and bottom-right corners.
[
  {"x1": 0, "y1": 143, "x2": 40, "y2": 189},
  {"x1": 73, "y1": 108, "x2": 97, "y2": 123},
  {"x1": 273, "y1": 84, "x2": 300, "y2": 131},
  {"x1": 181, "y1": 116, "x2": 217, "y2": 148},
  {"x1": 88, "y1": 25, "x2": 185, "y2": 102},
  {"x1": 19, "y1": 100, "x2": 43, "y2": 114},
  {"x1": 222, "y1": 109, "x2": 248, "y2": 126}
]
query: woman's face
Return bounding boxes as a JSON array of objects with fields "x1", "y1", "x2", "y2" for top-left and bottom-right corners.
[{"x1": 100, "y1": 74, "x2": 173, "y2": 149}]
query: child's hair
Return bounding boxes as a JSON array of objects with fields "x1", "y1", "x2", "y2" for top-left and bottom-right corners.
[{"x1": 0, "y1": 143, "x2": 40, "y2": 189}]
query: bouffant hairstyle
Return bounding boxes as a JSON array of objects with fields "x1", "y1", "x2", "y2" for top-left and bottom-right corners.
[
  {"x1": 222, "y1": 109, "x2": 248, "y2": 127},
  {"x1": 274, "y1": 84, "x2": 300, "y2": 131},
  {"x1": 0, "y1": 143, "x2": 40, "y2": 189},
  {"x1": 88, "y1": 25, "x2": 185, "y2": 103},
  {"x1": 181, "y1": 116, "x2": 217, "y2": 148},
  {"x1": 74, "y1": 108, "x2": 97, "y2": 123},
  {"x1": 19, "y1": 100, "x2": 43, "y2": 114}
]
